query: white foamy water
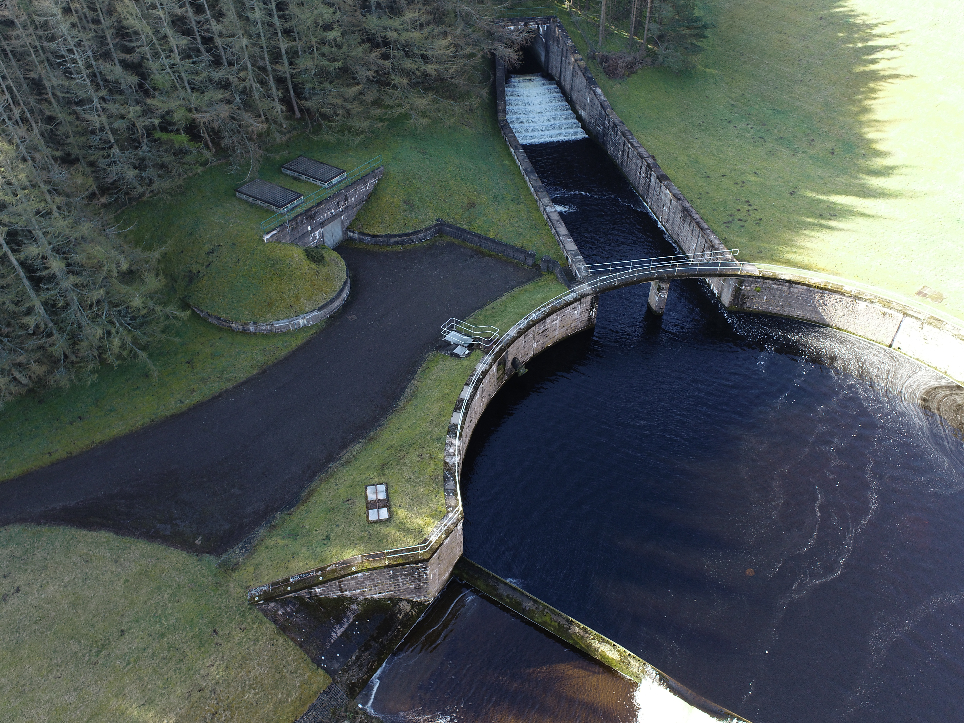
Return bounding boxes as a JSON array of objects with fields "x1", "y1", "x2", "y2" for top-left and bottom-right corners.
[
  {"x1": 505, "y1": 74, "x2": 588, "y2": 144},
  {"x1": 633, "y1": 675, "x2": 740, "y2": 722}
]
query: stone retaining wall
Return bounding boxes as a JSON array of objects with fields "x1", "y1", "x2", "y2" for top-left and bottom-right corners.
[
  {"x1": 263, "y1": 167, "x2": 383, "y2": 248},
  {"x1": 192, "y1": 275, "x2": 350, "y2": 334},
  {"x1": 733, "y1": 268, "x2": 964, "y2": 385},
  {"x1": 248, "y1": 511, "x2": 463, "y2": 603},
  {"x1": 348, "y1": 219, "x2": 537, "y2": 267},
  {"x1": 446, "y1": 293, "x2": 598, "y2": 479},
  {"x1": 303, "y1": 521, "x2": 463, "y2": 602}
]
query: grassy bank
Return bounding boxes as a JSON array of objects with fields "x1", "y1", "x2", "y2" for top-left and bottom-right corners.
[
  {"x1": 555, "y1": 0, "x2": 963, "y2": 320},
  {"x1": 239, "y1": 275, "x2": 566, "y2": 587},
  {"x1": 0, "y1": 96, "x2": 560, "y2": 482},
  {"x1": 0, "y1": 316, "x2": 317, "y2": 482},
  {"x1": 0, "y1": 525, "x2": 328, "y2": 722}
]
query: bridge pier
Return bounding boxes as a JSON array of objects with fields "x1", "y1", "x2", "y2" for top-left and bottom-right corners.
[{"x1": 647, "y1": 280, "x2": 671, "y2": 315}]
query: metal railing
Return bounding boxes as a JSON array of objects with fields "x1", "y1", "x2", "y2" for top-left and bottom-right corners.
[
  {"x1": 585, "y1": 249, "x2": 738, "y2": 275},
  {"x1": 441, "y1": 318, "x2": 501, "y2": 348},
  {"x1": 260, "y1": 155, "x2": 383, "y2": 235}
]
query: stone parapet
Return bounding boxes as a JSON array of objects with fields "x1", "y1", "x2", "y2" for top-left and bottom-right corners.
[{"x1": 348, "y1": 219, "x2": 537, "y2": 267}]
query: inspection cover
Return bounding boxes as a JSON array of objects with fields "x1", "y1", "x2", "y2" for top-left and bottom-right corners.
[
  {"x1": 282, "y1": 156, "x2": 348, "y2": 187},
  {"x1": 235, "y1": 179, "x2": 303, "y2": 212}
]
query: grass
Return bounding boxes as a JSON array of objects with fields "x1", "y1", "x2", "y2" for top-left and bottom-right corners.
[
  {"x1": 238, "y1": 275, "x2": 566, "y2": 588},
  {"x1": 0, "y1": 316, "x2": 317, "y2": 482},
  {"x1": 0, "y1": 92, "x2": 561, "y2": 482},
  {"x1": 552, "y1": 0, "x2": 964, "y2": 320},
  {"x1": 121, "y1": 105, "x2": 562, "y2": 326},
  {"x1": 0, "y1": 525, "x2": 328, "y2": 722},
  {"x1": 0, "y1": 277, "x2": 565, "y2": 722}
]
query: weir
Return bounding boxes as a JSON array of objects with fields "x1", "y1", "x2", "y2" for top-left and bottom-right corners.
[{"x1": 504, "y1": 74, "x2": 588, "y2": 144}]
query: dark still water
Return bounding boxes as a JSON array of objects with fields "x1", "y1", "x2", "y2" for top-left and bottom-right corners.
[
  {"x1": 458, "y1": 137, "x2": 964, "y2": 722},
  {"x1": 361, "y1": 581, "x2": 638, "y2": 722},
  {"x1": 364, "y1": 130, "x2": 964, "y2": 722}
]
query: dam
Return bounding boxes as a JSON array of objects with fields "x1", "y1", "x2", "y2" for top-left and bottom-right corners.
[{"x1": 328, "y1": 22, "x2": 964, "y2": 723}]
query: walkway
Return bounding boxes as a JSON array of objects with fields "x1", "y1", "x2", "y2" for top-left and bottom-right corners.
[{"x1": 0, "y1": 242, "x2": 539, "y2": 554}]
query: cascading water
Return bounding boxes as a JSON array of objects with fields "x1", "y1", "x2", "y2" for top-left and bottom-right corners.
[
  {"x1": 504, "y1": 74, "x2": 588, "y2": 144},
  {"x1": 362, "y1": 75, "x2": 964, "y2": 723}
]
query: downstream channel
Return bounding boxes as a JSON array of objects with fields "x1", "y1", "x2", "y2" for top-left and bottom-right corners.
[{"x1": 363, "y1": 75, "x2": 964, "y2": 723}]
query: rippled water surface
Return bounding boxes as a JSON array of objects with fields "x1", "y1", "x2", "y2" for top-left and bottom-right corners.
[
  {"x1": 365, "y1": 106, "x2": 964, "y2": 723},
  {"x1": 361, "y1": 582, "x2": 638, "y2": 722},
  {"x1": 460, "y1": 136, "x2": 964, "y2": 722}
]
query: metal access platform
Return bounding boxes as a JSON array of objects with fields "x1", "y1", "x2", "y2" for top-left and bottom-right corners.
[{"x1": 439, "y1": 319, "x2": 501, "y2": 358}]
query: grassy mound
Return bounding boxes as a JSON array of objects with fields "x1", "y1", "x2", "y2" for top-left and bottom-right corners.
[
  {"x1": 121, "y1": 161, "x2": 348, "y2": 324},
  {"x1": 0, "y1": 525, "x2": 327, "y2": 722},
  {"x1": 188, "y1": 240, "x2": 346, "y2": 323}
]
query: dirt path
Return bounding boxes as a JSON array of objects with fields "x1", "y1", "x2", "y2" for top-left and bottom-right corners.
[{"x1": 0, "y1": 242, "x2": 538, "y2": 554}]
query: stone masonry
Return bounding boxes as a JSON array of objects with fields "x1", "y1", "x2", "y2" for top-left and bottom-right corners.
[{"x1": 263, "y1": 167, "x2": 384, "y2": 248}]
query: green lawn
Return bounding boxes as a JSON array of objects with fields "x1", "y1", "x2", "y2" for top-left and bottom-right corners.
[
  {"x1": 555, "y1": 0, "x2": 963, "y2": 320},
  {"x1": 0, "y1": 525, "x2": 328, "y2": 723}
]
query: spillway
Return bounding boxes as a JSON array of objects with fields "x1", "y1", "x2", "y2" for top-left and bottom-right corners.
[
  {"x1": 504, "y1": 74, "x2": 588, "y2": 144},
  {"x1": 362, "y1": 76, "x2": 964, "y2": 723}
]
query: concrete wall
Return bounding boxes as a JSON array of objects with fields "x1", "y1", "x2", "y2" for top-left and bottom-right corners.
[
  {"x1": 494, "y1": 57, "x2": 589, "y2": 279},
  {"x1": 348, "y1": 219, "x2": 538, "y2": 267},
  {"x1": 730, "y1": 268, "x2": 964, "y2": 386},
  {"x1": 303, "y1": 522, "x2": 463, "y2": 602},
  {"x1": 249, "y1": 511, "x2": 463, "y2": 603},
  {"x1": 446, "y1": 293, "x2": 598, "y2": 480},
  {"x1": 263, "y1": 168, "x2": 383, "y2": 248}
]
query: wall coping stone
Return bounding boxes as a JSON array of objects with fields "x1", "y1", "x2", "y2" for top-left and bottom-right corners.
[
  {"x1": 192, "y1": 274, "x2": 350, "y2": 334},
  {"x1": 348, "y1": 219, "x2": 537, "y2": 268}
]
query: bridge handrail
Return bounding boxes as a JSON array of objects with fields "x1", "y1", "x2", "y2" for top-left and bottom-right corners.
[{"x1": 259, "y1": 156, "x2": 383, "y2": 235}]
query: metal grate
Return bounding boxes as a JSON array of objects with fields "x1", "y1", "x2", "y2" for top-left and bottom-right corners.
[
  {"x1": 235, "y1": 179, "x2": 303, "y2": 212},
  {"x1": 261, "y1": 156, "x2": 382, "y2": 235},
  {"x1": 365, "y1": 484, "x2": 390, "y2": 522},
  {"x1": 282, "y1": 156, "x2": 348, "y2": 187}
]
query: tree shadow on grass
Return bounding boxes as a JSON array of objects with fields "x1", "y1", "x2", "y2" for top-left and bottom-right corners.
[{"x1": 586, "y1": 0, "x2": 908, "y2": 268}]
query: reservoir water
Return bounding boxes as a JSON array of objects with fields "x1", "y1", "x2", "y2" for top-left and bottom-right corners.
[{"x1": 364, "y1": 78, "x2": 964, "y2": 722}]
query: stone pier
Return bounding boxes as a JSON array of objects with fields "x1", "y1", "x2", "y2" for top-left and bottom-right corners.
[{"x1": 648, "y1": 280, "x2": 671, "y2": 315}]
